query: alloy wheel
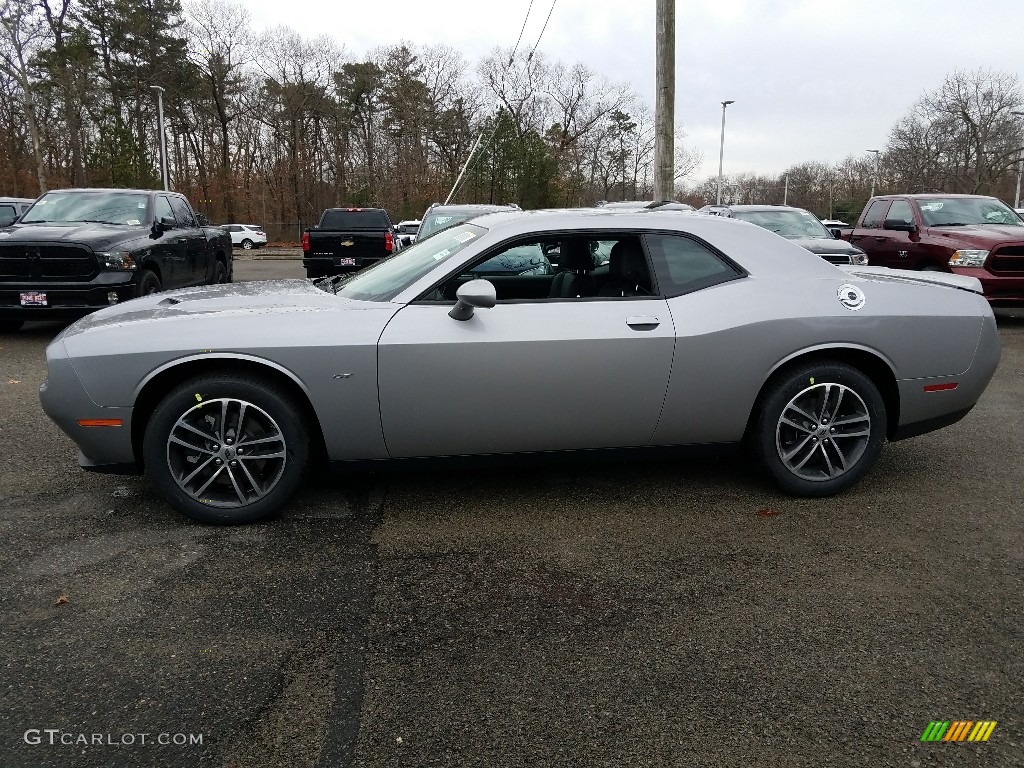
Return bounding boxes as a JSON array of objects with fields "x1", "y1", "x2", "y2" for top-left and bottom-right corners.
[{"x1": 775, "y1": 382, "x2": 871, "y2": 482}]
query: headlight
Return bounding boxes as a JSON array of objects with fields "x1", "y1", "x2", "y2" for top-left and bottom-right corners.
[
  {"x1": 851, "y1": 253, "x2": 869, "y2": 266},
  {"x1": 97, "y1": 250, "x2": 137, "y2": 270},
  {"x1": 949, "y1": 249, "x2": 988, "y2": 268}
]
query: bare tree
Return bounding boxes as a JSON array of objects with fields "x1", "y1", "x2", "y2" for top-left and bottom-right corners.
[{"x1": 0, "y1": 0, "x2": 47, "y2": 191}]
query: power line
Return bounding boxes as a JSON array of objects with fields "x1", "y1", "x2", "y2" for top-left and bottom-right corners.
[
  {"x1": 508, "y1": 0, "x2": 535, "y2": 65},
  {"x1": 526, "y1": 0, "x2": 558, "y2": 61}
]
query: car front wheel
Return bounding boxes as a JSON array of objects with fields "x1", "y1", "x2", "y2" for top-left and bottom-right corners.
[
  {"x1": 753, "y1": 362, "x2": 886, "y2": 496},
  {"x1": 241, "y1": 238, "x2": 254, "y2": 250},
  {"x1": 143, "y1": 374, "x2": 310, "y2": 524}
]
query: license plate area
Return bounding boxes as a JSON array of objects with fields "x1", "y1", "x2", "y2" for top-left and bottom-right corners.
[
  {"x1": 20, "y1": 292, "x2": 47, "y2": 306},
  {"x1": 336, "y1": 257, "x2": 356, "y2": 266}
]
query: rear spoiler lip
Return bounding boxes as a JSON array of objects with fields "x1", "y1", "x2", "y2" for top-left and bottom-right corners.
[{"x1": 837, "y1": 265, "x2": 983, "y2": 295}]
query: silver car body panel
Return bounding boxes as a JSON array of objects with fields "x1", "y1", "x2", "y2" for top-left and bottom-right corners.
[{"x1": 39, "y1": 210, "x2": 1000, "y2": 471}]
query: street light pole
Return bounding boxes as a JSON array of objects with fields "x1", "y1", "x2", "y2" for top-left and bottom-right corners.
[
  {"x1": 866, "y1": 148, "x2": 881, "y2": 198},
  {"x1": 716, "y1": 100, "x2": 734, "y2": 205},
  {"x1": 150, "y1": 86, "x2": 169, "y2": 191},
  {"x1": 1012, "y1": 111, "x2": 1024, "y2": 209}
]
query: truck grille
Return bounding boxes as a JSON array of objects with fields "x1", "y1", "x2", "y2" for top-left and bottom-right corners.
[
  {"x1": 818, "y1": 253, "x2": 854, "y2": 265},
  {"x1": 989, "y1": 245, "x2": 1024, "y2": 274},
  {"x1": 0, "y1": 244, "x2": 99, "y2": 281}
]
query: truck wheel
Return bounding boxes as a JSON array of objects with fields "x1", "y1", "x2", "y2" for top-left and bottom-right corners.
[
  {"x1": 752, "y1": 362, "x2": 886, "y2": 497},
  {"x1": 137, "y1": 269, "x2": 161, "y2": 296},
  {"x1": 143, "y1": 373, "x2": 310, "y2": 524},
  {"x1": 0, "y1": 319, "x2": 23, "y2": 333},
  {"x1": 210, "y1": 259, "x2": 228, "y2": 284},
  {"x1": 241, "y1": 239, "x2": 254, "y2": 250}
]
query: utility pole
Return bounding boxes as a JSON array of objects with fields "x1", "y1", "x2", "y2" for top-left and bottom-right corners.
[
  {"x1": 866, "y1": 149, "x2": 881, "y2": 198},
  {"x1": 783, "y1": 174, "x2": 789, "y2": 205},
  {"x1": 653, "y1": 0, "x2": 675, "y2": 201},
  {"x1": 1012, "y1": 111, "x2": 1024, "y2": 209},
  {"x1": 150, "y1": 86, "x2": 168, "y2": 191},
  {"x1": 716, "y1": 100, "x2": 734, "y2": 205}
]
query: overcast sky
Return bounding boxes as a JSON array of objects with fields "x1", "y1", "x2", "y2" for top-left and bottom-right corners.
[{"x1": 239, "y1": 0, "x2": 1024, "y2": 183}]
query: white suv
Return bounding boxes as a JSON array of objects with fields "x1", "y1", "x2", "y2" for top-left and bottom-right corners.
[{"x1": 224, "y1": 224, "x2": 267, "y2": 250}]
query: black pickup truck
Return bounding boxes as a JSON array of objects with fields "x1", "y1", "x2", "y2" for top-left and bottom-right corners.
[
  {"x1": 302, "y1": 207, "x2": 396, "y2": 278},
  {"x1": 0, "y1": 188, "x2": 232, "y2": 332}
]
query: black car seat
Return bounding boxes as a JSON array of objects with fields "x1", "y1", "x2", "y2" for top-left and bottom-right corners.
[
  {"x1": 548, "y1": 240, "x2": 596, "y2": 298},
  {"x1": 598, "y1": 240, "x2": 651, "y2": 297}
]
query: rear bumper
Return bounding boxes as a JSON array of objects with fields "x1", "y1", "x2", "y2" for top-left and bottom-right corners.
[
  {"x1": 951, "y1": 267, "x2": 1024, "y2": 306},
  {"x1": 302, "y1": 255, "x2": 386, "y2": 273},
  {"x1": 0, "y1": 273, "x2": 137, "y2": 319}
]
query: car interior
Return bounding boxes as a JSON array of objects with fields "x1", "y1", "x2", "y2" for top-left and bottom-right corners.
[{"x1": 421, "y1": 235, "x2": 656, "y2": 302}]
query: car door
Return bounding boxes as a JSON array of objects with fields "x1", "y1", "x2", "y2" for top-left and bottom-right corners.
[
  {"x1": 376, "y1": 233, "x2": 677, "y2": 458},
  {"x1": 153, "y1": 195, "x2": 186, "y2": 284},
  {"x1": 169, "y1": 196, "x2": 208, "y2": 285},
  {"x1": 869, "y1": 198, "x2": 918, "y2": 267},
  {"x1": 849, "y1": 199, "x2": 893, "y2": 266}
]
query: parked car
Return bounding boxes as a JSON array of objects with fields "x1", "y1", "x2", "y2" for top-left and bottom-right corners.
[
  {"x1": 224, "y1": 223, "x2": 267, "y2": 250},
  {"x1": 302, "y1": 207, "x2": 395, "y2": 279},
  {"x1": 395, "y1": 219, "x2": 420, "y2": 248},
  {"x1": 417, "y1": 203, "x2": 519, "y2": 241},
  {"x1": 0, "y1": 188, "x2": 232, "y2": 332},
  {"x1": 40, "y1": 209, "x2": 999, "y2": 524},
  {"x1": 0, "y1": 196, "x2": 34, "y2": 227},
  {"x1": 698, "y1": 204, "x2": 869, "y2": 265},
  {"x1": 842, "y1": 194, "x2": 1024, "y2": 305},
  {"x1": 1015, "y1": 208, "x2": 1024, "y2": 220},
  {"x1": 598, "y1": 200, "x2": 696, "y2": 211}
]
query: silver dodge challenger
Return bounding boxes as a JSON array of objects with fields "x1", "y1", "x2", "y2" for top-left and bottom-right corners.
[{"x1": 40, "y1": 210, "x2": 1000, "y2": 524}]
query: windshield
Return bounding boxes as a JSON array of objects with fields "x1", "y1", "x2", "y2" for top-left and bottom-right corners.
[
  {"x1": 21, "y1": 191, "x2": 150, "y2": 225},
  {"x1": 918, "y1": 198, "x2": 1023, "y2": 227},
  {"x1": 731, "y1": 209, "x2": 833, "y2": 239},
  {"x1": 333, "y1": 224, "x2": 486, "y2": 302},
  {"x1": 418, "y1": 211, "x2": 479, "y2": 239}
]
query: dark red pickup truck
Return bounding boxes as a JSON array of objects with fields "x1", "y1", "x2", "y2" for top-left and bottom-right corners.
[
  {"x1": 842, "y1": 194, "x2": 1024, "y2": 306},
  {"x1": 302, "y1": 207, "x2": 395, "y2": 279}
]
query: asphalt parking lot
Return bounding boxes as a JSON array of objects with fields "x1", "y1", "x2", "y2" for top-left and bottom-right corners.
[{"x1": 1, "y1": 259, "x2": 1022, "y2": 767}]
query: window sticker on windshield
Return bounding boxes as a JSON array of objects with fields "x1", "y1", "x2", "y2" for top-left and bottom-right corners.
[
  {"x1": 920, "y1": 202, "x2": 943, "y2": 211},
  {"x1": 137, "y1": 202, "x2": 146, "y2": 208},
  {"x1": 434, "y1": 248, "x2": 451, "y2": 260},
  {"x1": 454, "y1": 231, "x2": 476, "y2": 243},
  {"x1": 34, "y1": 200, "x2": 47, "y2": 205},
  {"x1": 127, "y1": 219, "x2": 140, "y2": 225},
  {"x1": 434, "y1": 216, "x2": 454, "y2": 225}
]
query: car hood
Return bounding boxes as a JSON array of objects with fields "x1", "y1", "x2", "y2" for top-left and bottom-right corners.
[
  {"x1": 0, "y1": 222, "x2": 148, "y2": 249},
  {"x1": 926, "y1": 224, "x2": 1024, "y2": 245},
  {"x1": 790, "y1": 237, "x2": 865, "y2": 255},
  {"x1": 59, "y1": 279, "x2": 379, "y2": 339}
]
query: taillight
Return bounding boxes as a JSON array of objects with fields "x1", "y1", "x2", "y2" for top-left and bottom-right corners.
[
  {"x1": 302, "y1": 232, "x2": 310, "y2": 252},
  {"x1": 385, "y1": 231, "x2": 393, "y2": 253}
]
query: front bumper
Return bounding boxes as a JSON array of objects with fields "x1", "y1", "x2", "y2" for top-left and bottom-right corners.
[
  {"x1": 39, "y1": 347, "x2": 138, "y2": 472},
  {"x1": 951, "y1": 266, "x2": 1024, "y2": 306},
  {"x1": 0, "y1": 272, "x2": 137, "y2": 320}
]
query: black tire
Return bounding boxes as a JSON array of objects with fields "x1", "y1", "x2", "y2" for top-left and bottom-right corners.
[
  {"x1": 210, "y1": 258, "x2": 228, "y2": 284},
  {"x1": 143, "y1": 374, "x2": 310, "y2": 524},
  {"x1": 137, "y1": 269, "x2": 161, "y2": 296},
  {"x1": 241, "y1": 238, "x2": 254, "y2": 250},
  {"x1": 752, "y1": 362, "x2": 886, "y2": 497},
  {"x1": 0, "y1": 319, "x2": 23, "y2": 333}
]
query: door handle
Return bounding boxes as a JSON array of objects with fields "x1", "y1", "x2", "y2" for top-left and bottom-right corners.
[
  {"x1": 626, "y1": 316, "x2": 660, "y2": 330},
  {"x1": 873, "y1": 236, "x2": 886, "y2": 242},
  {"x1": 175, "y1": 238, "x2": 186, "y2": 244}
]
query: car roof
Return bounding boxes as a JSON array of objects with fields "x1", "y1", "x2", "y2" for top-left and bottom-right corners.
[
  {"x1": 44, "y1": 187, "x2": 172, "y2": 195},
  {"x1": 0, "y1": 196, "x2": 35, "y2": 203},
  {"x1": 703, "y1": 204, "x2": 810, "y2": 213}
]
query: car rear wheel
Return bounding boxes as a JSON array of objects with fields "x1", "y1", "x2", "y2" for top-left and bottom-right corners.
[
  {"x1": 0, "y1": 319, "x2": 23, "y2": 333},
  {"x1": 241, "y1": 238, "x2": 254, "y2": 250},
  {"x1": 753, "y1": 362, "x2": 886, "y2": 496},
  {"x1": 137, "y1": 269, "x2": 161, "y2": 296},
  {"x1": 143, "y1": 374, "x2": 310, "y2": 524}
]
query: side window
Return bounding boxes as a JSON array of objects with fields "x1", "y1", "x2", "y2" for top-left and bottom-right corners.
[
  {"x1": 154, "y1": 196, "x2": 174, "y2": 223},
  {"x1": 471, "y1": 242, "x2": 552, "y2": 277},
  {"x1": 169, "y1": 196, "x2": 196, "y2": 227},
  {"x1": 644, "y1": 234, "x2": 743, "y2": 297},
  {"x1": 0, "y1": 204, "x2": 16, "y2": 227},
  {"x1": 886, "y1": 200, "x2": 914, "y2": 225},
  {"x1": 862, "y1": 200, "x2": 890, "y2": 229}
]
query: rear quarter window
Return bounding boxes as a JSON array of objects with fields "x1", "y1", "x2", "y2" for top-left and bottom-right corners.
[{"x1": 644, "y1": 233, "x2": 743, "y2": 297}]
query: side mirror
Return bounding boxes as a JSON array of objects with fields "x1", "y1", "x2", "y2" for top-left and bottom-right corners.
[
  {"x1": 449, "y1": 279, "x2": 496, "y2": 321},
  {"x1": 156, "y1": 216, "x2": 175, "y2": 232},
  {"x1": 830, "y1": 228, "x2": 843, "y2": 239},
  {"x1": 882, "y1": 218, "x2": 916, "y2": 232}
]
